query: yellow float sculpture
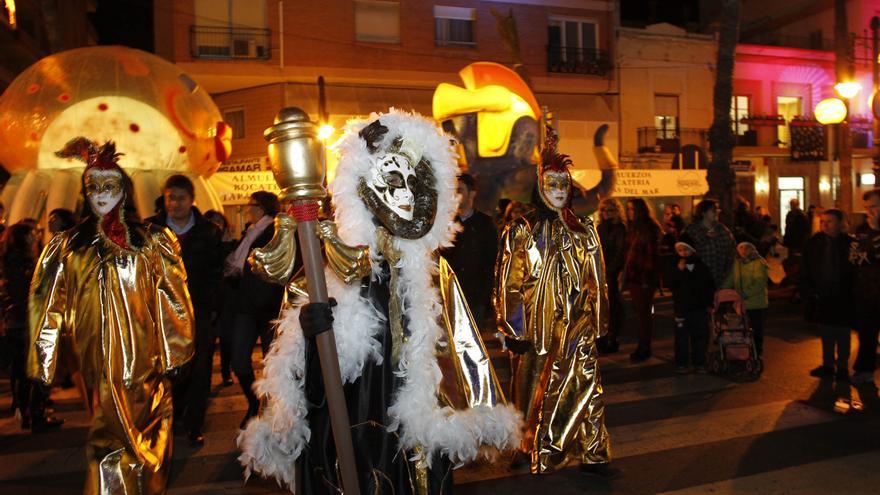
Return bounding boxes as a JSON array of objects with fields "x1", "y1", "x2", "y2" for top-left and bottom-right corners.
[{"x1": 0, "y1": 45, "x2": 231, "y2": 224}]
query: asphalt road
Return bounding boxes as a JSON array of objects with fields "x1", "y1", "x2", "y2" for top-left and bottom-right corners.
[{"x1": 1, "y1": 296, "x2": 878, "y2": 494}]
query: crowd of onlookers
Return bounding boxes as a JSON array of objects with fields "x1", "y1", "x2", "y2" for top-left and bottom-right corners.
[{"x1": 1, "y1": 174, "x2": 878, "y2": 440}]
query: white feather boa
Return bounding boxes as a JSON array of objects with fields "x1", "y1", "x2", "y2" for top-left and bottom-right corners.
[{"x1": 237, "y1": 109, "x2": 521, "y2": 490}]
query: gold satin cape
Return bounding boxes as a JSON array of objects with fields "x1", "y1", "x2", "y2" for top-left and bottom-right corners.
[
  {"x1": 495, "y1": 210, "x2": 610, "y2": 473},
  {"x1": 28, "y1": 226, "x2": 194, "y2": 494}
]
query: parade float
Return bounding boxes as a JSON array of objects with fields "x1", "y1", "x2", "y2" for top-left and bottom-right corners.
[{"x1": 0, "y1": 45, "x2": 231, "y2": 225}]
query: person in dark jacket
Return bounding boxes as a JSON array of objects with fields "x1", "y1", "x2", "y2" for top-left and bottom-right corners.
[
  {"x1": 0, "y1": 222, "x2": 63, "y2": 432},
  {"x1": 204, "y1": 209, "x2": 237, "y2": 386},
  {"x1": 850, "y1": 189, "x2": 880, "y2": 385},
  {"x1": 784, "y1": 198, "x2": 810, "y2": 254},
  {"x1": 224, "y1": 191, "x2": 285, "y2": 428},
  {"x1": 439, "y1": 173, "x2": 498, "y2": 325},
  {"x1": 624, "y1": 198, "x2": 662, "y2": 362},
  {"x1": 597, "y1": 198, "x2": 627, "y2": 354},
  {"x1": 666, "y1": 240, "x2": 715, "y2": 373},
  {"x1": 146, "y1": 174, "x2": 223, "y2": 446},
  {"x1": 800, "y1": 209, "x2": 855, "y2": 381}
]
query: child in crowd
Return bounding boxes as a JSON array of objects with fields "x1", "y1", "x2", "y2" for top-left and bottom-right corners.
[
  {"x1": 666, "y1": 240, "x2": 716, "y2": 373},
  {"x1": 723, "y1": 242, "x2": 769, "y2": 356}
]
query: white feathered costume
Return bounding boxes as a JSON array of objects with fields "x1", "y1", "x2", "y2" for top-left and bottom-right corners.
[{"x1": 237, "y1": 109, "x2": 521, "y2": 493}]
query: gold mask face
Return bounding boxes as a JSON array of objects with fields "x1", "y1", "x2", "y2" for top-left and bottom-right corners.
[
  {"x1": 84, "y1": 169, "x2": 124, "y2": 216},
  {"x1": 540, "y1": 171, "x2": 571, "y2": 209}
]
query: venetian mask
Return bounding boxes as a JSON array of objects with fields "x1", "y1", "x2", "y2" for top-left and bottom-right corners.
[
  {"x1": 366, "y1": 151, "x2": 416, "y2": 220},
  {"x1": 84, "y1": 169, "x2": 123, "y2": 216},
  {"x1": 357, "y1": 120, "x2": 438, "y2": 239},
  {"x1": 540, "y1": 170, "x2": 571, "y2": 210}
]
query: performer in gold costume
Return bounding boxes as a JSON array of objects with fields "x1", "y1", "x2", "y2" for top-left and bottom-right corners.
[
  {"x1": 29, "y1": 138, "x2": 194, "y2": 494},
  {"x1": 495, "y1": 126, "x2": 616, "y2": 477}
]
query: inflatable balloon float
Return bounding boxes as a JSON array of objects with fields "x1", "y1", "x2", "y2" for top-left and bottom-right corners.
[{"x1": 0, "y1": 45, "x2": 232, "y2": 225}]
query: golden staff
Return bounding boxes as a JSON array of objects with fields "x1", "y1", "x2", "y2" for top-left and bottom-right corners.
[{"x1": 263, "y1": 107, "x2": 360, "y2": 495}]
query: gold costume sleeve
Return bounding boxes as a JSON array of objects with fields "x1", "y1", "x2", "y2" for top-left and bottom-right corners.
[
  {"x1": 152, "y1": 229, "x2": 195, "y2": 373},
  {"x1": 27, "y1": 233, "x2": 69, "y2": 385},
  {"x1": 317, "y1": 220, "x2": 371, "y2": 285},
  {"x1": 494, "y1": 221, "x2": 529, "y2": 340},
  {"x1": 437, "y1": 256, "x2": 507, "y2": 409}
]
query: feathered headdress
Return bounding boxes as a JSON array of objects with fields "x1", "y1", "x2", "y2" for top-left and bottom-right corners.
[
  {"x1": 539, "y1": 125, "x2": 573, "y2": 175},
  {"x1": 55, "y1": 137, "x2": 124, "y2": 172}
]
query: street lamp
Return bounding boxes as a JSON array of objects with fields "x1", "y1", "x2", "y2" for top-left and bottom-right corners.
[
  {"x1": 834, "y1": 81, "x2": 863, "y2": 99},
  {"x1": 815, "y1": 97, "x2": 848, "y2": 124}
]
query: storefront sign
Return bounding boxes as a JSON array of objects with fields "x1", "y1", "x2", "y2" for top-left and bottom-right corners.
[
  {"x1": 611, "y1": 169, "x2": 707, "y2": 197},
  {"x1": 210, "y1": 156, "x2": 281, "y2": 205}
]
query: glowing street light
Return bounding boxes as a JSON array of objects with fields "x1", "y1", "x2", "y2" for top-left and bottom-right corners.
[
  {"x1": 318, "y1": 123, "x2": 335, "y2": 140},
  {"x1": 815, "y1": 97, "x2": 848, "y2": 124},
  {"x1": 834, "y1": 81, "x2": 863, "y2": 99}
]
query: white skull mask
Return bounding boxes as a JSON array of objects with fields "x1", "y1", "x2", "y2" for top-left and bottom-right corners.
[
  {"x1": 367, "y1": 152, "x2": 416, "y2": 220},
  {"x1": 540, "y1": 170, "x2": 571, "y2": 210},
  {"x1": 84, "y1": 169, "x2": 124, "y2": 217}
]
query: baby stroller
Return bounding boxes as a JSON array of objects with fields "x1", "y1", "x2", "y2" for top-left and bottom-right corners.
[{"x1": 708, "y1": 289, "x2": 762, "y2": 377}]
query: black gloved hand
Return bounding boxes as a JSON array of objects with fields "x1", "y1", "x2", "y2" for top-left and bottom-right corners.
[
  {"x1": 299, "y1": 299, "x2": 337, "y2": 339},
  {"x1": 505, "y1": 337, "x2": 532, "y2": 355}
]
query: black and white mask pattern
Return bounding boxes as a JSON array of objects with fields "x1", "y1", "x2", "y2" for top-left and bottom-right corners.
[
  {"x1": 357, "y1": 119, "x2": 438, "y2": 240},
  {"x1": 367, "y1": 151, "x2": 416, "y2": 220}
]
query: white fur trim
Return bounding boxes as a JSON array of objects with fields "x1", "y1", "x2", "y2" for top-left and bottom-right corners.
[{"x1": 237, "y1": 109, "x2": 520, "y2": 490}]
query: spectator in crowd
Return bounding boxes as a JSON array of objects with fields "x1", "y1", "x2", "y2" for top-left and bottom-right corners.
[
  {"x1": 663, "y1": 203, "x2": 682, "y2": 224},
  {"x1": 597, "y1": 197, "x2": 627, "y2": 354},
  {"x1": 666, "y1": 240, "x2": 714, "y2": 373},
  {"x1": 502, "y1": 200, "x2": 528, "y2": 227},
  {"x1": 801, "y1": 209, "x2": 855, "y2": 381},
  {"x1": 0, "y1": 222, "x2": 63, "y2": 432},
  {"x1": 146, "y1": 175, "x2": 223, "y2": 446},
  {"x1": 48, "y1": 208, "x2": 77, "y2": 234},
  {"x1": 659, "y1": 210, "x2": 686, "y2": 294},
  {"x1": 784, "y1": 198, "x2": 810, "y2": 254},
  {"x1": 495, "y1": 198, "x2": 512, "y2": 232},
  {"x1": 440, "y1": 174, "x2": 498, "y2": 325},
  {"x1": 624, "y1": 198, "x2": 662, "y2": 362},
  {"x1": 224, "y1": 191, "x2": 285, "y2": 428},
  {"x1": 684, "y1": 199, "x2": 736, "y2": 288},
  {"x1": 204, "y1": 209, "x2": 237, "y2": 386},
  {"x1": 734, "y1": 196, "x2": 763, "y2": 244},
  {"x1": 850, "y1": 189, "x2": 880, "y2": 385},
  {"x1": 723, "y1": 242, "x2": 769, "y2": 357},
  {"x1": 755, "y1": 205, "x2": 771, "y2": 224}
]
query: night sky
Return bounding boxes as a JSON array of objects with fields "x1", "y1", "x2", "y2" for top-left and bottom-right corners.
[{"x1": 91, "y1": 0, "x2": 154, "y2": 52}]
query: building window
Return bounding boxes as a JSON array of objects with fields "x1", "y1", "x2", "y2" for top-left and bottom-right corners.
[
  {"x1": 434, "y1": 6, "x2": 475, "y2": 46},
  {"x1": 192, "y1": 0, "x2": 270, "y2": 59},
  {"x1": 223, "y1": 109, "x2": 245, "y2": 139},
  {"x1": 355, "y1": 0, "x2": 400, "y2": 43},
  {"x1": 777, "y1": 96, "x2": 802, "y2": 148},
  {"x1": 731, "y1": 95, "x2": 749, "y2": 135},
  {"x1": 654, "y1": 94, "x2": 679, "y2": 140}
]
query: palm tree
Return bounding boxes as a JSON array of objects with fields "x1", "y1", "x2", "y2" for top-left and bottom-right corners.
[{"x1": 707, "y1": 0, "x2": 741, "y2": 226}]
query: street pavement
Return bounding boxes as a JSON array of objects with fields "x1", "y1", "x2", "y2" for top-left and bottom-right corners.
[{"x1": 1, "y1": 296, "x2": 879, "y2": 494}]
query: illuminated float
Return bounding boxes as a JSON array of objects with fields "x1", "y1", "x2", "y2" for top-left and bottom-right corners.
[
  {"x1": 0, "y1": 45, "x2": 231, "y2": 224},
  {"x1": 433, "y1": 61, "x2": 615, "y2": 215}
]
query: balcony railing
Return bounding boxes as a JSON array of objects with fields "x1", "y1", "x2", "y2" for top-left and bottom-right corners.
[
  {"x1": 638, "y1": 127, "x2": 708, "y2": 154},
  {"x1": 741, "y1": 32, "x2": 833, "y2": 51},
  {"x1": 190, "y1": 26, "x2": 271, "y2": 60},
  {"x1": 547, "y1": 46, "x2": 610, "y2": 76}
]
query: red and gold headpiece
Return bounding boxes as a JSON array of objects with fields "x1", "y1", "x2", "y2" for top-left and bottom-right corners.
[
  {"x1": 539, "y1": 125, "x2": 573, "y2": 176},
  {"x1": 55, "y1": 136, "x2": 124, "y2": 173}
]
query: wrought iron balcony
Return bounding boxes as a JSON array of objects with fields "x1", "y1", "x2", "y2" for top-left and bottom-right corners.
[
  {"x1": 638, "y1": 127, "x2": 708, "y2": 154},
  {"x1": 190, "y1": 26, "x2": 271, "y2": 60},
  {"x1": 547, "y1": 45, "x2": 610, "y2": 76}
]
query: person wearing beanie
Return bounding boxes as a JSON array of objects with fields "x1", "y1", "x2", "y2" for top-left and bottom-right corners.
[
  {"x1": 665, "y1": 239, "x2": 715, "y2": 373},
  {"x1": 723, "y1": 242, "x2": 769, "y2": 356}
]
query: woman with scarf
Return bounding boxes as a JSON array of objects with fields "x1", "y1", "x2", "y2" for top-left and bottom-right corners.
[{"x1": 224, "y1": 191, "x2": 286, "y2": 428}]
